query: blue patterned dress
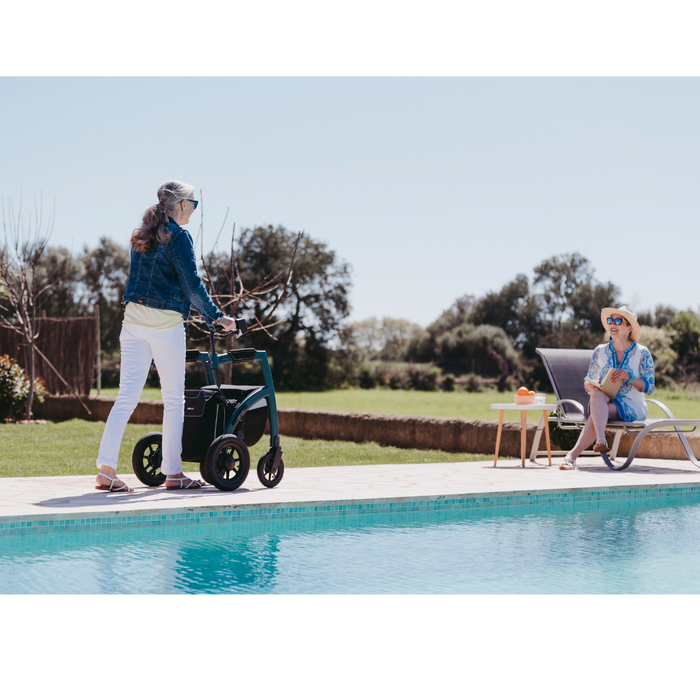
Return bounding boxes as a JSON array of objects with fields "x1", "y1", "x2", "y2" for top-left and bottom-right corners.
[{"x1": 586, "y1": 342, "x2": 655, "y2": 421}]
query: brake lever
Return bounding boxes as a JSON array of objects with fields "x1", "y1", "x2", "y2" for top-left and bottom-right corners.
[{"x1": 213, "y1": 317, "x2": 248, "y2": 339}]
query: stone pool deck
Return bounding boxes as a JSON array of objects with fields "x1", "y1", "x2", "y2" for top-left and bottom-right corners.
[{"x1": 3, "y1": 456, "x2": 700, "y2": 527}]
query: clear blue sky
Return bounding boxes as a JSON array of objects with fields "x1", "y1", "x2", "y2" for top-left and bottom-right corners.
[{"x1": 2, "y1": 87, "x2": 699, "y2": 327}]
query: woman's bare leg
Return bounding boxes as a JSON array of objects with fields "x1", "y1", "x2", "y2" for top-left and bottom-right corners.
[
  {"x1": 589, "y1": 387, "x2": 613, "y2": 443},
  {"x1": 568, "y1": 388, "x2": 619, "y2": 462},
  {"x1": 569, "y1": 417, "x2": 597, "y2": 461}
]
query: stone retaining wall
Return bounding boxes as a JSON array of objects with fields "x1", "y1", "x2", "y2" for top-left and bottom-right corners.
[{"x1": 34, "y1": 395, "x2": 700, "y2": 461}]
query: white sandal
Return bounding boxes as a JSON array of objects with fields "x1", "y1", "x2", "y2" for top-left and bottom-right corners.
[
  {"x1": 165, "y1": 476, "x2": 205, "y2": 490},
  {"x1": 95, "y1": 472, "x2": 134, "y2": 492},
  {"x1": 559, "y1": 456, "x2": 577, "y2": 470}
]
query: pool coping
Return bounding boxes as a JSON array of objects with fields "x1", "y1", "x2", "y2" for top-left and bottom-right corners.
[{"x1": 5, "y1": 476, "x2": 700, "y2": 536}]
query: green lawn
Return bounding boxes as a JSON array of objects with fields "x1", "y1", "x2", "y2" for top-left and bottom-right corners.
[
  {"x1": 9, "y1": 386, "x2": 698, "y2": 479},
  {"x1": 91, "y1": 386, "x2": 700, "y2": 421},
  {"x1": 0, "y1": 419, "x2": 490, "y2": 478}
]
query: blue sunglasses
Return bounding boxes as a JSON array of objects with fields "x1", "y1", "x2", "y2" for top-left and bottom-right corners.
[
  {"x1": 606, "y1": 317, "x2": 625, "y2": 326},
  {"x1": 186, "y1": 199, "x2": 199, "y2": 210}
]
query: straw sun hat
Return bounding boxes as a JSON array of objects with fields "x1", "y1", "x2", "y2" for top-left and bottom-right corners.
[{"x1": 600, "y1": 305, "x2": 641, "y2": 342}]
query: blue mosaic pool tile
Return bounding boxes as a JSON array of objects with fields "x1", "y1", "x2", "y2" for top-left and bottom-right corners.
[{"x1": 4, "y1": 483, "x2": 700, "y2": 536}]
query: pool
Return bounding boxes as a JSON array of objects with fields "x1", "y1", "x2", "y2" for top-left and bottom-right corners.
[{"x1": 4, "y1": 486, "x2": 700, "y2": 593}]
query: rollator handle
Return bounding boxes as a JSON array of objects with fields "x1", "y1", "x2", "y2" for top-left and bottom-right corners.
[{"x1": 213, "y1": 317, "x2": 248, "y2": 339}]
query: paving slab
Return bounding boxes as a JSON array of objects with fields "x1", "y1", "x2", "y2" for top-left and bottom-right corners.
[{"x1": 3, "y1": 456, "x2": 700, "y2": 524}]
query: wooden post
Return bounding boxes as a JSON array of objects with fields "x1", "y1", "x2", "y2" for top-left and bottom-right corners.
[{"x1": 95, "y1": 304, "x2": 101, "y2": 396}]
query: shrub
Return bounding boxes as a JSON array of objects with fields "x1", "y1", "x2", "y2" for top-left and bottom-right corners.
[
  {"x1": 441, "y1": 373, "x2": 456, "y2": 392},
  {"x1": 358, "y1": 366, "x2": 378, "y2": 389},
  {"x1": 408, "y1": 366, "x2": 441, "y2": 391},
  {"x1": 0, "y1": 354, "x2": 46, "y2": 421},
  {"x1": 461, "y1": 373, "x2": 484, "y2": 393}
]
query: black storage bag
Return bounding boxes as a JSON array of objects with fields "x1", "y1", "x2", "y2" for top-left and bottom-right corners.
[
  {"x1": 200, "y1": 385, "x2": 269, "y2": 447},
  {"x1": 181, "y1": 388, "x2": 235, "y2": 463}
]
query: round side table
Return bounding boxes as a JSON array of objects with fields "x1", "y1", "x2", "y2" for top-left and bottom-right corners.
[{"x1": 489, "y1": 403, "x2": 559, "y2": 467}]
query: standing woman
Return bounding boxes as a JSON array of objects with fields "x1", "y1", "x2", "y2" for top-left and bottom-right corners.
[
  {"x1": 95, "y1": 181, "x2": 238, "y2": 491},
  {"x1": 559, "y1": 306, "x2": 655, "y2": 470}
]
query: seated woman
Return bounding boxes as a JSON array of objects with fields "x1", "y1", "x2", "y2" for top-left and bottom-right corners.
[{"x1": 560, "y1": 305, "x2": 655, "y2": 470}]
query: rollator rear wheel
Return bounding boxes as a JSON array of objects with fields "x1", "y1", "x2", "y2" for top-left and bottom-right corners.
[
  {"x1": 257, "y1": 452, "x2": 284, "y2": 488},
  {"x1": 199, "y1": 461, "x2": 212, "y2": 484},
  {"x1": 205, "y1": 435, "x2": 250, "y2": 491},
  {"x1": 132, "y1": 432, "x2": 166, "y2": 487}
]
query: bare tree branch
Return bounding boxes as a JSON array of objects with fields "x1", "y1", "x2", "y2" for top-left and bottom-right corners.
[
  {"x1": 186, "y1": 198, "x2": 309, "y2": 342},
  {"x1": 0, "y1": 195, "x2": 62, "y2": 419}
]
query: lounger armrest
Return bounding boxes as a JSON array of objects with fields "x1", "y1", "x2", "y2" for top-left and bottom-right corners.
[
  {"x1": 647, "y1": 398, "x2": 677, "y2": 420},
  {"x1": 554, "y1": 398, "x2": 585, "y2": 416}
]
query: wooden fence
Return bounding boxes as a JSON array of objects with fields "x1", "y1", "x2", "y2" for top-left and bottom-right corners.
[{"x1": 0, "y1": 318, "x2": 97, "y2": 395}]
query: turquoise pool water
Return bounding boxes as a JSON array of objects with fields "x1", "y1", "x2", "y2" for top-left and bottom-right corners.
[{"x1": 3, "y1": 490, "x2": 700, "y2": 593}]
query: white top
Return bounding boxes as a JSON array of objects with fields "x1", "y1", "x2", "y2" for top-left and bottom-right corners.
[
  {"x1": 123, "y1": 302, "x2": 185, "y2": 330},
  {"x1": 586, "y1": 342, "x2": 655, "y2": 422}
]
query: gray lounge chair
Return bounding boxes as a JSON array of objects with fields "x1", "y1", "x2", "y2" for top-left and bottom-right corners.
[{"x1": 532, "y1": 347, "x2": 700, "y2": 470}]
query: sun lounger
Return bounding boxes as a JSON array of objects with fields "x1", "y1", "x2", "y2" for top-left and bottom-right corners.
[{"x1": 532, "y1": 347, "x2": 700, "y2": 471}]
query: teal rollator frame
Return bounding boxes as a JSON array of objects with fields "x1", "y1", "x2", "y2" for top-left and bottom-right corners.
[{"x1": 132, "y1": 320, "x2": 284, "y2": 491}]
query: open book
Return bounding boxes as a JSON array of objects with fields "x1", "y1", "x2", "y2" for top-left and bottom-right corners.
[{"x1": 585, "y1": 368, "x2": 621, "y2": 398}]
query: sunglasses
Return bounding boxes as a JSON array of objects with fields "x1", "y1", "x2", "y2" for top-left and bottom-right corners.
[
  {"x1": 606, "y1": 317, "x2": 625, "y2": 326},
  {"x1": 185, "y1": 199, "x2": 199, "y2": 210}
]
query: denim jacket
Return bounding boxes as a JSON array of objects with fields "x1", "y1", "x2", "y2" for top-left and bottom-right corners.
[{"x1": 122, "y1": 218, "x2": 224, "y2": 327}]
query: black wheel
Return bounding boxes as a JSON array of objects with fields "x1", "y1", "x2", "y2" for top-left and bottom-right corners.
[
  {"x1": 204, "y1": 435, "x2": 250, "y2": 491},
  {"x1": 132, "y1": 432, "x2": 166, "y2": 486},
  {"x1": 199, "y1": 461, "x2": 212, "y2": 484},
  {"x1": 257, "y1": 451, "x2": 285, "y2": 488}
]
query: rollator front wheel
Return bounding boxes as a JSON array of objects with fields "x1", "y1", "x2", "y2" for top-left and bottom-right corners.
[
  {"x1": 257, "y1": 451, "x2": 284, "y2": 488},
  {"x1": 132, "y1": 432, "x2": 166, "y2": 487},
  {"x1": 205, "y1": 435, "x2": 250, "y2": 491}
]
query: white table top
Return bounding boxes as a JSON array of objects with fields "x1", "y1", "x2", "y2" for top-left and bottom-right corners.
[{"x1": 490, "y1": 403, "x2": 559, "y2": 410}]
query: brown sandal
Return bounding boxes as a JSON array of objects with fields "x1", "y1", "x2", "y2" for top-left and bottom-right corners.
[{"x1": 593, "y1": 439, "x2": 610, "y2": 454}]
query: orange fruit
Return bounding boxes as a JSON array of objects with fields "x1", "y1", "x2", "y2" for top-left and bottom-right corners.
[
  {"x1": 528, "y1": 390, "x2": 535, "y2": 396},
  {"x1": 517, "y1": 387, "x2": 529, "y2": 396}
]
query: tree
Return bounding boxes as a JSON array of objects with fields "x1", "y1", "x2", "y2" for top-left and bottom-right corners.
[
  {"x1": 203, "y1": 224, "x2": 351, "y2": 390},
  {"x1": 435, "y1": 322, "x2": 521, "y2": 388},
  {"x1": 639, "y1": 325, "x2": 677, "y2": 388},
  {"x1": 30, "y1": 238, "x2": 130, "y2": 356},
  {"x1": 342, "y1": 317, "x2": 385, "y2": 359},
  {"x1": 79, "y1": 237, "x2": 130, "y2": 355},
  {"x1": 405, "y1": 295, "x2": 475, "y2": 363},
  {"x1": 533, "y1": 252, "x2": 593, "y2": 330},
  {"x1": 0, "y1": 194, "x2": 60, "y2": 419},
  {"x1": 667, "y1": 310, "x2": 700, "y2": 385},
  {"x1": 33, "y1": 247, "x2": 83, "y2": 318},
  {"x1": 344, "y1": 316, "x2": 425, "y2": 362},
  {"x1": 469, "y1": 274, "x2": 540, "y2": 350},
  {"x1": 427, "y1": 294, "x2": 476, "y2": 337},
  {"x1": 653, "y1": 305, "x2": 678, "y2": 328},
  {"x1": 533, "y1": 253, "x2": 620, "y2": 334}
]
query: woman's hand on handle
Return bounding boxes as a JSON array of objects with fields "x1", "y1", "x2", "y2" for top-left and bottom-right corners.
[{"x1": 218, "y1": 316, "x2": 238, "y2": 332}]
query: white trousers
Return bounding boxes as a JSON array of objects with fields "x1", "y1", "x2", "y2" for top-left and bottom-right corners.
[{"x1": 97, "y1": 323, "x2": 186, "y2": 476}]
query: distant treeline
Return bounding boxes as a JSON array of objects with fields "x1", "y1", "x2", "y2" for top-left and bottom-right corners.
[
  {"x1": 3, "y1": 236, "x2": 697, "y2": 393},
  {"x1": 338, "y1": 252, "x2": 695, "y2": 392}
]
